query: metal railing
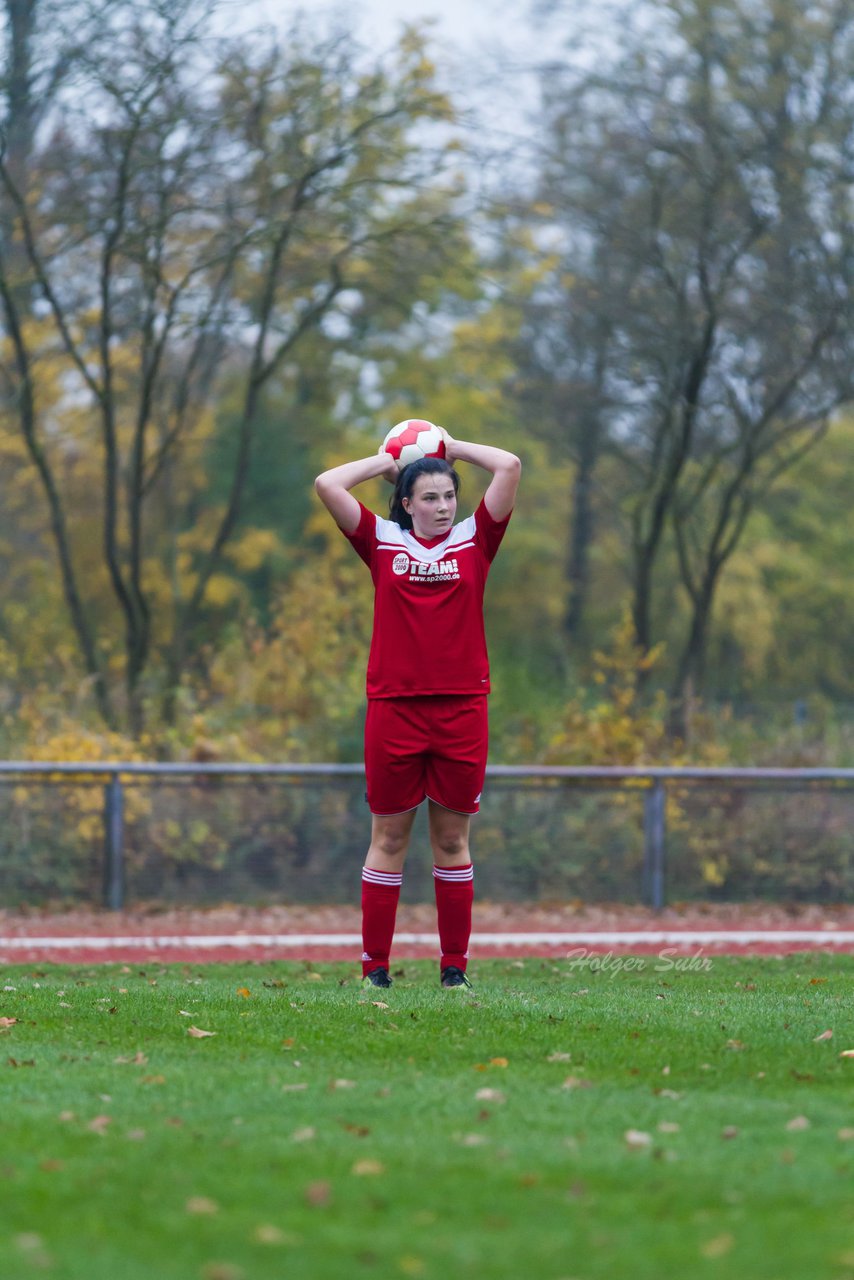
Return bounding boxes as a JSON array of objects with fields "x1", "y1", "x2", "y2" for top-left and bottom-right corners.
[{"x1": 1, "y1": 762, "x2": 853, "y2": 910}]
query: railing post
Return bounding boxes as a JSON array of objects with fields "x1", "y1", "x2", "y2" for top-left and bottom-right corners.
[
  {"x1": 643, "y1": 779, "x2": 666, "y2": 910},
  {"x1": 103, "y1": 773, "x2": 125, "y2": 910}
]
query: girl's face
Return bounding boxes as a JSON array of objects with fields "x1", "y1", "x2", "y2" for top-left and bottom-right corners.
[{"x1": 403, "y1": 473, "x2": 457, "y2": 538}]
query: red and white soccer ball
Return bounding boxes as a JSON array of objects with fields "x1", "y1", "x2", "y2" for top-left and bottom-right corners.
[{"x1": 382, "y1": 419, "x2": 446, "y2": 470}]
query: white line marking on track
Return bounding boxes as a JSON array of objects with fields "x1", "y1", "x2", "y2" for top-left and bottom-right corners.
[{"x1": 1, "y1": 930, "x2": 853, "y2": 951}]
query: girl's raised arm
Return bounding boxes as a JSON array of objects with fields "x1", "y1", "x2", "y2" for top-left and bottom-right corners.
[
  {"x1": 315, "y1": 453, "x2": 398, "y2": 533},
  {"x1": 444, "y1": 437, "x2": 521, "y2": 521}
]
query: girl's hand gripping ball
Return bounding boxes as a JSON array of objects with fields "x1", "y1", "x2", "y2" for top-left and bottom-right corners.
[{"x1": 381, "y1": 419, "x2": 447, "y2": 471}]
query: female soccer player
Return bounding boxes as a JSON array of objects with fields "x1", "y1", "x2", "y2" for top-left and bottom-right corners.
[{"x1": 314, "y1": 428, "x2": 521, "y2": 989}]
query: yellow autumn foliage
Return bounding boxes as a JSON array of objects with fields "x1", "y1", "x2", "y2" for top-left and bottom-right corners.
[
  {"x1": 203, "y1": 529, "x2": 372, "y2": 760},
  {"x1": 11, "y1": 708, "x2": 152, "y2": 844},
  {"x1": 225, "y1": 528, "x2": 284, "y2": 574},
  {"x1": 542, "y1": 612, "x2": 672, "y2": 767}
]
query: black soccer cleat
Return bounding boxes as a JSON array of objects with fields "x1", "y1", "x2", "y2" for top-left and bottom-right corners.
[
  {"x1": 441, "y1": 966, "x2": 472, "y2": 989},
  {"x1": 362, "y1": 967, "x2": 392, "y2": 989}
]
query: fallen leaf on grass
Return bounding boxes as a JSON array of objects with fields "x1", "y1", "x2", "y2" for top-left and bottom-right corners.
[
  {"x1": 658, "y1": 1122, "x2": 680, "y2": 1134},
  {"x1": 786, "y1": 1115, "x2": 810, "y2": 1131},
  {"x1": 87, "y1": 1115, "x2": 111, "y2": 1134},
  {"x1": 114, "y1": 1051, "x2": 148, "y2": 1065},
  {"x1": 624, "y1": 1129, "x2": 652, "y2": 1150},
  {"x1": 140, "y1": 1074, "x2": 166, "y2": 1086},
  {"x1": 236, "y1": 987, "x2": 251, "y2": 998},
  {"x1": 371, "y1": 1001, "x2": 389, "y2": 1010},
  {"x1": 253, "y1": 1225, "x2": 291, "y2": 1245},
  {"x1": 126, "y1": 1129, "x2": 146, "y2": 1141},
  {"x1": 281, "y1": 1083, "x2": 308, "y2": 1093},
  {"x1": 291, "y1": 1127, "x2": 316, "y2": 1143},
  {"x1": 839, "y1": 1049, "x2": 854, "y2": 1058},
  {"x1": 701, "y1": 1233, "x2": 735, "y2": 1259},
  {"x1": 838, "y1": 1128, "x2": 854, "y2": 1141},
  {"x1": 0, "y1": 1017, "x2": 18, "y2": 1029},
  {"x1": 329, "y1": 1078, "x2": 356, "y2": 1090},
  {"x1": 351, "y1": 1158, "x2": 385, "y2": 1176},
  {"x1": 188, "y1": 1026, "x2": 216, "y2": 1039},
  {"x1": 813, "y1": 1029, "x2": 833, "y2": 1042},
  {"x1": 14, "y1": 1233, "x2": 51, "y2": 1266},
  {"x1": 304, "y1": 1180, "x2": 332, "y2": 1207},
  {"x1": 200, "y1": 1264, "x2": 244, "y2": 1280},
  {"x1": 546, "y1": 1051, "x2": 572, "y2": 1062},
  {"x1": 721, "y1": 1126, "x2": 739, "y2": 1140},
  {"x1": 186, "y1": 1196, "x2": 219, "y2": 1215},
  {"x1": 475, "y1": 1088, "x2": 506, "y2": 1103},
  {"x1": 455, "y1": 1133, "x2": 489, "y2": 1146},
  {"x1": 15, "y1": 1234, "x2": 44, "y2": 1250},
  {"x1": 562, "y1": 1076, "x2": 594, "y2": 1090}
]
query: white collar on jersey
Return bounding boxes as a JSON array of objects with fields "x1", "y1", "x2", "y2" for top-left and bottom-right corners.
[{"x1": 374, "y1": 513, "x2": 477, "y2": 563}]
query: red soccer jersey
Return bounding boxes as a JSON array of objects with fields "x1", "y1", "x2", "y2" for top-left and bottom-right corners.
[{"x1": 343, "y1": 498, "x2": 511, "y2": 698}]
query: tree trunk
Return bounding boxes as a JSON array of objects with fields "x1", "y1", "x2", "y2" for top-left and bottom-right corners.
[
  {"x1": 669, "y1": 586, "x2": 715, "y2": 741},
  {"x1": 564, "y1": 413, "x2": 598, "y2": 643}
]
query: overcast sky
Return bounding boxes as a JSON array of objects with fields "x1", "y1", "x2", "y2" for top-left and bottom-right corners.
[
  {"x1": 210, "y1": 0, "x2": 631, "y2": 169},
  {"x1": 211, "y1": 0, "x2": 554, "y2": 158},
  {"x1": 351, "y1": 0, "x2": 520, "y2": 47},
  {"x1": 223, "y1": 0, "x2": 532, "y2": 49}
]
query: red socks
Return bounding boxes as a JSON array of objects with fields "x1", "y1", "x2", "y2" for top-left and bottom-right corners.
[
  {"x1": 361, "y1": 867, "x2": 402, "y2": 977},
  {"x1": 433, "y1": 862, "x2": 474, "y2": 972},
  {"x1": 361, "y1": 863, "x2": 475, "y2": 976}
]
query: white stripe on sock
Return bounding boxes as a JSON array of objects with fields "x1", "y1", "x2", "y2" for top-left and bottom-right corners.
[
  {"x1": 432, "y1": 865, "x2": 474, "y2": 881},
  {"x1": 362, "y1": 867, "x2": 403, "y2": 886}
]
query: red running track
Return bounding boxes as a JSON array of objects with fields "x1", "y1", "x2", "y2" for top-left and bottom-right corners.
[{"x1": 3, "y1": 905, "x2": 853, "y2": 964}]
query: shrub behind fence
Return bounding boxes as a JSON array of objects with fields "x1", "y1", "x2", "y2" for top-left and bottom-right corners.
[{"x1": 0, "y1": 764, "x2": 852, "y2": 908}]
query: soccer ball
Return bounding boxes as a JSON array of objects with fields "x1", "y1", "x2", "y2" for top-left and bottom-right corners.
[{"x1": 382, "y1": 419, "x2": 446, "y2": 470}]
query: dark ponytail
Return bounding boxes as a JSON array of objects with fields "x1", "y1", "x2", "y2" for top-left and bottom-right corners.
[{"x1": 389, "y1": 457, "x2": 460, "y2": 530}]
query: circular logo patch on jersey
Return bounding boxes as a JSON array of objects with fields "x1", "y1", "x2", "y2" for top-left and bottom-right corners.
[{"x1": 392, "y1": 553, "x2": 410, "y2": 576}]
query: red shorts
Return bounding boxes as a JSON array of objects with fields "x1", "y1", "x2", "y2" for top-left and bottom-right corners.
[{"x1": 364, "y1": 695, "x2": 488, "y2": 816}]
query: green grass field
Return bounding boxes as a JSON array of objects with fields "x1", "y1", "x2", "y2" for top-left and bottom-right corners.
[{"x1": 2, "y1": 954, "x2": 853, "y2": 1280}]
